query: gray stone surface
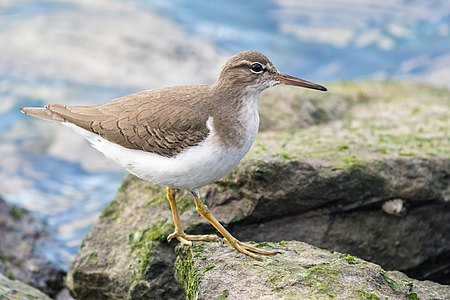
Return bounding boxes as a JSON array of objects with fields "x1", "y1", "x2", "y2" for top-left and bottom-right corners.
[
  {"x1": 66, "y1": 179, "x2": 187, "y2": 300},
  {"x1": 214, "y1": 157, "x2": 450, "y2": 279},
  {"x1": 175, "y1": 241, "x2": 450, "y2": 300},
  {"x1": 0, "y1": 272, "x2": 52, "y2": 300}
]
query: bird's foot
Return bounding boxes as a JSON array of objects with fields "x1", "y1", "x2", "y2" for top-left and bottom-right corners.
[
  {"x1": 224, "y1": 238, "x2": 280, "y2": 261},
  {"x1": 167, "y1": 231, "x2": 218, "y2": 246}
]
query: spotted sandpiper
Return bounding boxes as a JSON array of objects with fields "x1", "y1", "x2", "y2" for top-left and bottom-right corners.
[{"x1": 20, "y1": 51, "x2": 327, "y2": 260}]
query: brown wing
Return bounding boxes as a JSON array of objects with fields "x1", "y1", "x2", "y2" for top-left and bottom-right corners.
[{"x1": 46, "y1": 87, "x2": 211, "y2": 157}]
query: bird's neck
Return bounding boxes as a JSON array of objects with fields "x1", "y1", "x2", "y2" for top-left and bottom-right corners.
[{"x1": 207, "y1": 83, "x2": 261, "y2": 149}]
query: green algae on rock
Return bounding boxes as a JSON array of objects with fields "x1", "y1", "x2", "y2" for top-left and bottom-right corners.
[
  {"x1": 67, "y1": 175, "x2": 189, "y2": 300},
  {"x1": 255, "y1": 81, "x2": 450, "y2": 162},
  {"x1": 175, "y1": 241, "x2": 450, "y2": 300}
]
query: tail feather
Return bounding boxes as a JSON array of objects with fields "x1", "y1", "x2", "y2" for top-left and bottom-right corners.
[{"x1": 20, "y1": 106, "x2": 66, "y2": 122}]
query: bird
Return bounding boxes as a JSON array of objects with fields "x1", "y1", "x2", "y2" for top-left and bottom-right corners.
[{"x1": 20, "y1": 50, "x2": 327, "y2": 260}]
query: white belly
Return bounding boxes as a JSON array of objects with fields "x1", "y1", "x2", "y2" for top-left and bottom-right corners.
[{"x1": 63, "y1": 115, "x2": 258, "y2": 191}]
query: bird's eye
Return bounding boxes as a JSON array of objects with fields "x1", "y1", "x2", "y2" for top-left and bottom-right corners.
[{"x1": 250, "y1": 62, "x2": 264, "y2": 74}]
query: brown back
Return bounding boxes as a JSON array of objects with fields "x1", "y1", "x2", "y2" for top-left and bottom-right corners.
[{"x1": 47, "y1": 86, "x2": 212, "y2": 157}]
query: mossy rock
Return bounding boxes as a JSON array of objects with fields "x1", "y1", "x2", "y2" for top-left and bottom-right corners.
[
  {"x1": 67, "y1": 177, "x2": 194, "y2": 300},
  {"x1": 0, "y1": 197, "x2": 65, "y2": 297},
  {"x1": 256, "y1": 81, "x2": 449, "y2": 161},
  {"x1": 174, "y1": 241, "x2": 450, "y2": 300},
  {"x1": 0, "y1": 272, "x2": 52, "y2": 300}
]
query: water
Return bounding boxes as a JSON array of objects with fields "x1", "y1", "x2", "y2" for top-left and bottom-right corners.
[
  {"x1": 1, "y1": 0, "x2": 449, "y2": 269},
  {"x1": 142, "y1": 0, "x2": 450, "y2": 84}
]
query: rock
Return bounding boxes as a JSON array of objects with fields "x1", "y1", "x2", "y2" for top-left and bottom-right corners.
[
  {"x1": 217, "y1": 158, "x2": 450, "y2": 279},
  {"x1": 67, "y1": 81, "x2": 450, "y2": 298},
  {"x1": 0, "y1": 196, "x2": 65, "y2": 297},
  {"x1": 0, "y1": 272, "x2": 52, "y2": 300},
  {"x1": 66, "y1": 180, "x2": 187, "y2": 300},
  {"x1": 174, "y1": 241, "x2": 450, "y2": 300}
]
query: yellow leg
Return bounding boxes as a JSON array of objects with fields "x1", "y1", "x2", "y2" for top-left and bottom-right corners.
[
  {"x1": 191, "y1": 191, "x2": 280, "y2": 261},
  {"x1": 165, "y1": 187, "x2": 217, "y2": 245}
]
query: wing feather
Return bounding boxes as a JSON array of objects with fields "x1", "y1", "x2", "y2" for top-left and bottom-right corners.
[{"x1": 46, "y1": 87, "x2": 211, "y2": 157}]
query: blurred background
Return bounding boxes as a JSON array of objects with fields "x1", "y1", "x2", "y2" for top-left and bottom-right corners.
[{"x1": 1, "y1": 0, "x2": 449, "y2": 269}]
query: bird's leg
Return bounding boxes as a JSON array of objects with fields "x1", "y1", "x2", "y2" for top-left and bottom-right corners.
[
  {"x1": 165, "y1": 187, "x2": 217, "y2": 245},
  {"x1": 191, "y1": 191, "x2": 280, "y2": 261}
]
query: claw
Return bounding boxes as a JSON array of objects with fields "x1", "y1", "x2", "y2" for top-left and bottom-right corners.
[
  {"x1": 167, "y1": 231, "x2": 218, "y2": 246},
  {"x1": 167, "y1": 232, "x2": 192, "y2": 246},
  {"x1": 224, "y1": 238, "x2": 280, "y2": 260}
]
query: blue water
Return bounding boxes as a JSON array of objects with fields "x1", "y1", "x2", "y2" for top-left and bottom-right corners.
[
  {"x1": 1, "y1": 0, "x2": 449, "y2": 269},
  {"x1": 141, "y1": 0, "x2": 450, "y2": 82}
]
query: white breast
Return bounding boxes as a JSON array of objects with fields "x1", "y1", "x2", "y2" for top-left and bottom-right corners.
[{"x1": 63, "y1": 94, "x2": 260, "y2": 191}]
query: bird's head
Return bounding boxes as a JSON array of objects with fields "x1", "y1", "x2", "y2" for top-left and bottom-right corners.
[{"x1": 215, "y1": 50, "x2": 327, "y2": 94}]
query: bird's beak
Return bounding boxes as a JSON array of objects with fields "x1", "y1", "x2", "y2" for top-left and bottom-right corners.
[{"x1": 276, "y1": 73, "x2": 327, "y2": 91}]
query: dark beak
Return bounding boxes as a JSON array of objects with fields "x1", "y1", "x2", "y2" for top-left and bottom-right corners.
[{"x1": 276, "y1": 73, "x2": 327, "y2": 91}]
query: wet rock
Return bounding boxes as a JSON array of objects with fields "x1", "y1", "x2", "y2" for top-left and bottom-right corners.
[
  {"x1": 0, "y1": 196, "x2": 65, "y2": 297},
  {"x1": 67, "y1": 81, "x2": 450, "y2": 298},
  {"x1": 175, "y1": 241, "x2": 450, "y2": 300},
  {"x1": 0, "y1": 272, "x2": 52, "y2": 300}
]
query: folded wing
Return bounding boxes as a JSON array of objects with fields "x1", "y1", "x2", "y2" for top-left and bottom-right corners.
[{"x1": 21, "y1": 88, "x2": 211, "y2": 158}]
